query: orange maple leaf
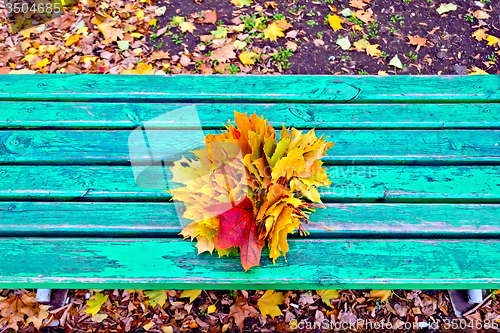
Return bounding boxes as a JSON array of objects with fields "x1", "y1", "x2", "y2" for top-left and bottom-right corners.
[
  {"x1": 203, "y1": 10, "x2": 217, "y2": 24},
  {"x1": 407, "y1": 35, "x2": 427, "y2": 52}
]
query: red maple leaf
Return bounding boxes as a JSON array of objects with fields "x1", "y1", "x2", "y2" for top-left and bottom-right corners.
[{"x1": 214, "y1": 196, "x2": 264, "y2": 271}]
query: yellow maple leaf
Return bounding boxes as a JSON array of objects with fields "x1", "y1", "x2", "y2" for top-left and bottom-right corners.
[
  {"x1": 486, "y1": 35, "x2": 499, "y2": 46},
  {"x1": 366, "y1": 43, "x2": 381, "y2": 57},
  {"x1": 316, "y1": 290, "x2": 340, "y2": 308},
  {"x1": 20, "y1": 27, "x2": 38, "y2": 38},
  {"x1": 143, "y1": 322, "x2": 155, "y2": 331},
  {"x1": 239, "y1": 51, "x2": 257, "y2": 66},
  {"x1": 135, "y1": 9, "x2": 145, "y2": 20},
  {"x1": 264, "y1": 22, "x2": 284, "y2": 41},
  {"x1": 35, "y1": 58, "x2": 50, "y2": 68},
  {"x1": 370, "y1": 290, "x2": 392, "y2": 302},
  {"x1": 65, "y1": 34, "x2": 81, "y2": 46},
  {"x1": 180, "y1": 21, "x2": 196, "y2": 33},
  {"x1": 84, "y1": 293, "x2": 109, "y2": 317},
  {"x1": 22, "y1": 54, "x2": 37, "y2": 65},
  {"x1": 97, "y1": 21, "x2": 124, "y2": 42},
  {"x1": 82, "y1": 56, "x2": 99, "y2": 65},
  {"x1": 328, "y1": 14, "x2": 344, "y2": 31},
  {"x1": 257, "y1": 290, "x2": 284, "y2": 318},
  {"x1": 231, "y1": 0, "x2": 253, "y2": 6},
  {"x1": 472, "y1": 29, "x2": 488, "y2": 41},
  {"x1": 46, "y1": 45, "x2": 59, "y2": 54},
  {"x1": 180, "y1": 290, "x2": 202, "y2": 304},
  {"x1": 377, "y1": 70, "x2": 389, "y2": 75},
  {"x1": 353, "y1": 38, "x2": 368, "y2": 50},
  {"x1": 468, "y1": 65, "x2": 489, "y2": 75},
  {"x1": 144, "y1": 290, "x2": 168, "y2": 308},
  {"x1": 122, "y1": 63, "x2": 155, "y2": 75}
]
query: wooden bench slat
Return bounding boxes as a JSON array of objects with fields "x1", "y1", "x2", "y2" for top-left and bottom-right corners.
[
  {"x1": 1, "y1": 130, "x2": 499, "y2": 165},
  {"x1": 1, "y1": 238, "x2": 499, "y2": 289},
  {"x1": 2, "y1": 202, "x2": 500, "y2": 238},
  {"x1": 1, "y1": 102, "x2": 499, "y2": 130},
  {"x1": 1, "y1": 165, "x2": 499, "y2": 202},
  {"x1": 1, "y1": 75, "x2": 499, "y2": 103}
]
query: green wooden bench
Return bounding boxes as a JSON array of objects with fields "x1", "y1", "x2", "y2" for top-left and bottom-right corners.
[{"x1": 1, "y1": 74, "x2": 500, "y2": 290}]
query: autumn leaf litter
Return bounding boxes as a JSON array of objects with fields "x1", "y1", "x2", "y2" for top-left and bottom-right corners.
[
  {"x1": 1, "y1": 0, "x2": 499, "y2": 74},
  {"x1": 2, "y1": 288, "x2": 500, "y2": 332}
]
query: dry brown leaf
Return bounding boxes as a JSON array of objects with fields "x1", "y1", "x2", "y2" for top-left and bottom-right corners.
[
  {"x1": 437, "y1": 294, "x2": 448, "y2": 316},
  {"x1": 264, "y1": 1, "x2": 277, "y2": 8},
  {"x1": 407, "y1": 35, "x2": 427, "y2": 52},
  {"x1": 420, "y1": 294, "x2": 437, "y2": 317},
  {"x1": 285, "y1": 41, "x2": 298, "y2": 51},
  {"x1": 286, "y1": 30, "x2": 298, "y2": 38},
  {"x1": 229, "y1": 297, "x2": 260, "y2": 330},
  {"x1": 97, "y1": 21, "x2": 124, "y2": 42},
  {"x1": 473, "y1": 10, "x2": 490, "y2": 20},
  {"x1": 350, "y1": 0, "x2": 367, "y2": 9},
  {"x1": 394, "y1": 303, "x2": 408, "y2": 317},
  {"x1": 354, "y1": 10, "x2": 374, "y2": 23},
  {"x1": 472, "y1": 28, "x2": 488, "y2": 41},
  {"x1": 275, "y1": 19, "x2": 293, "y2": 30},
  {"x1": 151, "y1": 50, "x2": 170, "y2": 60},
  {"x1": 209, "y1": 44, "x2": 236, "y2": 63},
  {"x1": 0, "y1": 292, "x2": 39, "y2": 331}
]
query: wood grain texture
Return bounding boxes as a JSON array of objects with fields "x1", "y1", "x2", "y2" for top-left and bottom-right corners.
[
  {"x1": 0, "y1": 238, "x2": 500, "y2": 289},
  {"x1": 1, "y1": 202, "x2": 500, "y2": 238},
  {"x1": 1, "y1": 75, "x2": 499, "y2": 103},
  {"x1": 1, "y1": 102, "x2": 499, "y2": 129},
  {"x1": 1, "y1": 130, "x2": 499, "y2": 165},
  {"x1": 0, "y1": 165, "x2": 499, "y2": 202},
  {"x1": 1, "y1": 74, "x2": 499, "y2": 288}
]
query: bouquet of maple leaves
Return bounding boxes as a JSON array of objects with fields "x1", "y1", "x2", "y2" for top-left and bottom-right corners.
[{"x1": 170, "y1": 111, "x2": 333, "y2": 271}]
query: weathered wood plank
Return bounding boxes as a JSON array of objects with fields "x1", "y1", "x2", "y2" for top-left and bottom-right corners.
[
  {"x1": 1, "y1": 102, "x2": 499, "y2": 129},
  {"x1": 1, "y1": 130, "x2": 499, "y2": 165},
  {"x1": 0, "y1": 75, "x2": 360, "y2": 103},
  {"x1": 0, "y1": 165, "x2": 499, "y2": 202},
  {"x1": 2, "y1": 202, "x2": 500, "y2": 238},
  {"x1": 0, "y1": 75, "x2": 499, "y2": 103},
  {"x1": 1, "y1": 238, "x2": 499, "y2": 289}
]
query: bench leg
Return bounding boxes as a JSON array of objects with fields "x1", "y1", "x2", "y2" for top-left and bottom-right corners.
[{"x1": 36, "y1": 289, "x2": 69, "y2": 308}]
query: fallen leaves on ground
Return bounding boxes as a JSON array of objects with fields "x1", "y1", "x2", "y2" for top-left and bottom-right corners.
[
  {"x1": 0, "y1": 0, "x2": 498, "y2": 75},
  {"x1": 328, "y1": 14, "x2": 344, "y2": 31},
  {"x1": 257, "y1": 290, "x2": 284, "y2": 319},
  {"x1": 407, "y1": 35, "x2": 427, "y2": 52},
  {"x1": 0, "y1": 291, "x2": 39, "y2": 331},
  {"x1": 264, "y1": 22, "x2": 285, "y2": 41},
  {"x1": 0, "y1": 289, "x2": 498, "y2": 331},
  {"x1": 180, "y1": 290, "x2": 202, "y2": 304},
  {"x1": 229, "y1": 296, "x2": 260, "y2": 330},
  {"x1": 436, "y1": 3, "x2": 458, "y2": 15},
  {"x1": 83, "y1": 293, "x2": 109, "y2": 317}
]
